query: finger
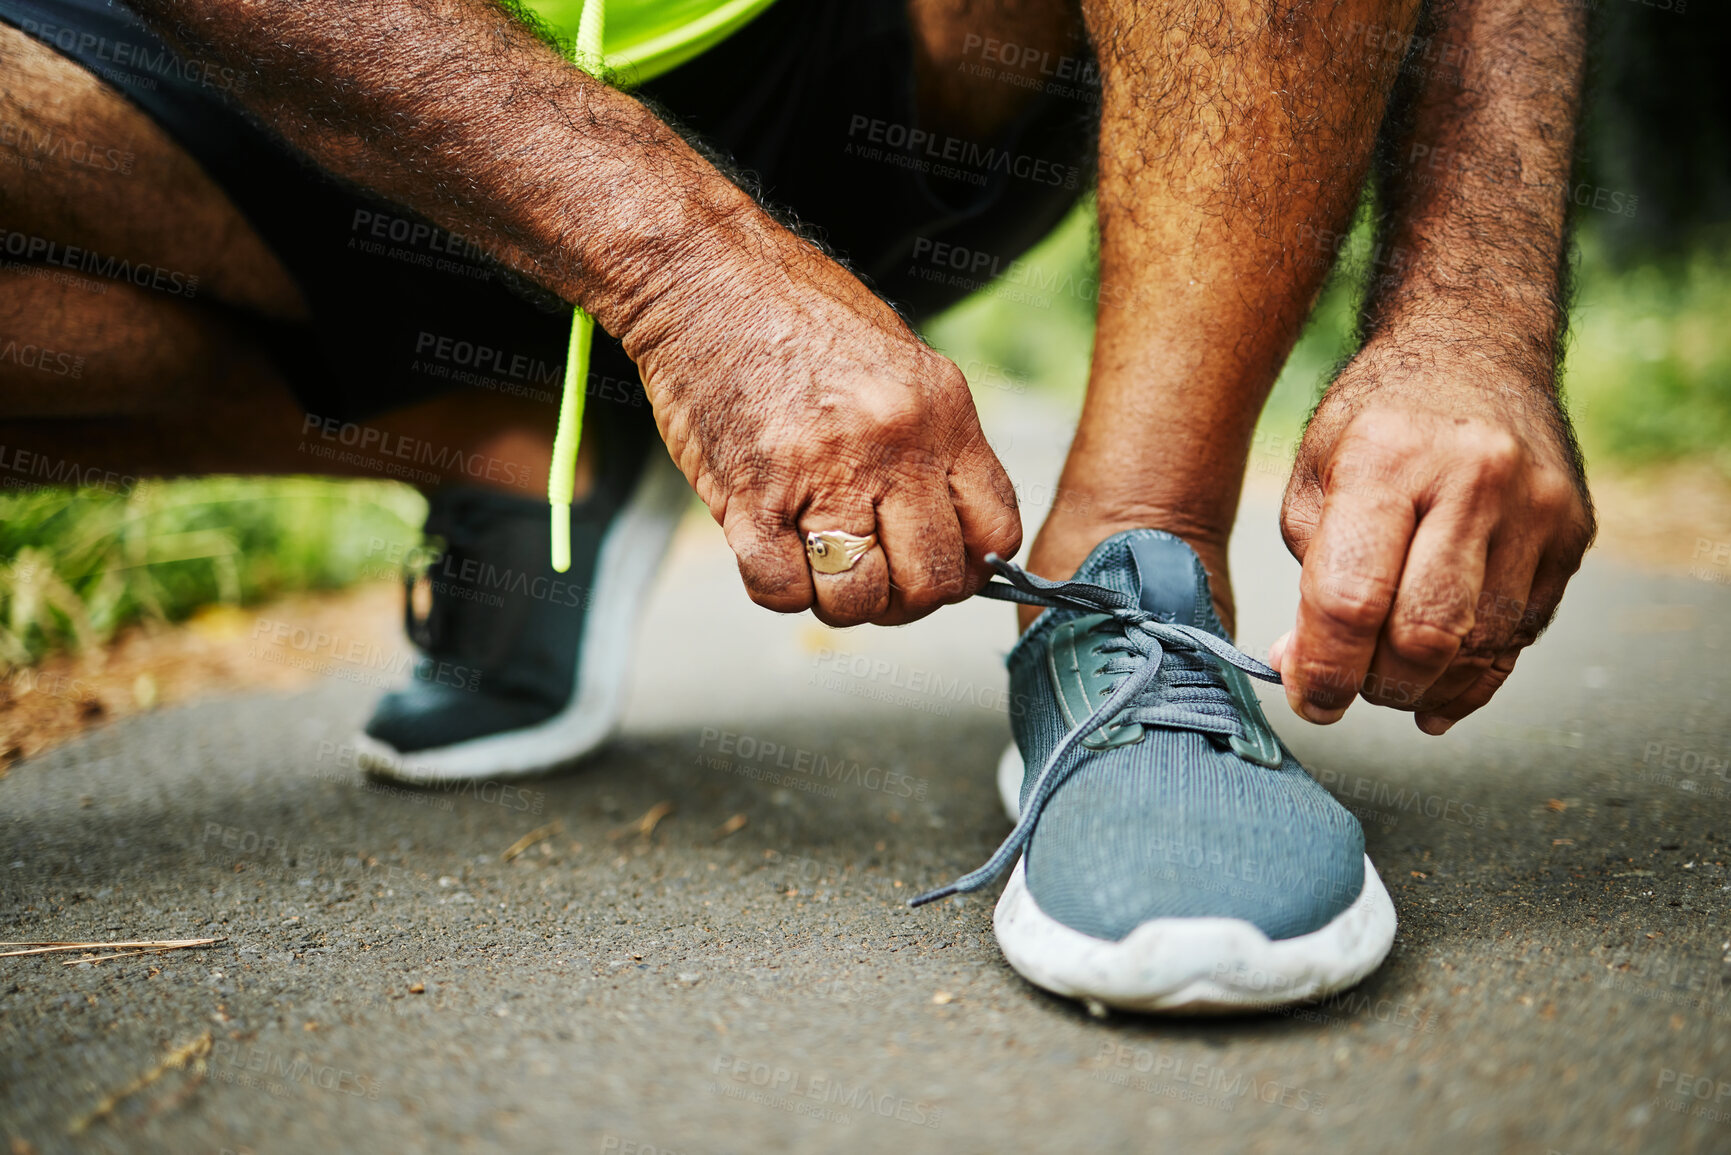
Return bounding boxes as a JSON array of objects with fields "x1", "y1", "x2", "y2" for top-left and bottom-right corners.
[
  {"x1": 722, "y1": 497, "x2": 812, "y2": 614},
  {"x1": 1415, "y1": 648, "x2": 1520, "y2": 735},
  {"x1": 799, "y1": 500, "x2": 890, "y2": 627},
  {"x1": 1283, "y1": 478, "x2": 1416, "y2": 724},
  {"x1": 1359, "y1": 502, "x2": 1490, "y2": 711},
  {"x1": 1279, "y1": 456, "x2": 1325, "y2": 562},
  {"x1": 1415, "y1": 537, "x2": 1571, "y2": 725},
  {"x1": 946, "y1": 430, "x2": 1022, "y2": 594},
  {"x1": 1410, "y1": 530, "x2": 1541, "y2": 711},
  {"x1": 874, "y1": 480, "x2": 968, "y2": 625}
]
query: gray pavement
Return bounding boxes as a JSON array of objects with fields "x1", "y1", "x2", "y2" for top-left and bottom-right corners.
[{"x1": 4, "y1": 393, "x2": 1731, "y2": 1154}]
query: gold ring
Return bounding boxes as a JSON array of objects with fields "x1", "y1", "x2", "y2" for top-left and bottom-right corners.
[{"x1": 805, "y1": 530, "x2": 877, "y2": 575}]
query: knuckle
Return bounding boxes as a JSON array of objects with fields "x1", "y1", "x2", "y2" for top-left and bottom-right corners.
[
  {"x1": 1290, "y1": 658, "x2": 1361, "y2": 702},
  {"x1": 898, "y1": 553, "x2": 968, "y2": 609},
  {"x1": 1342, "y1": 411, "x2": 1421, "y2": 457},
  {"x1": 1307, "y1": 577, "x2": 1395, "y2": 635},
  {"x1": 1444, "y1": 647, "x2": 1499, "y2": 676},
  {"x1": 1324, "y1": 440, "x2": 1406, "y2": 494},
  {"x1": 852, "y1": 384, "x2": 927, "y2": 440},
  {"x1": 1360, "y1": 669, "x2": 1427, "y2": 708},
  {"x1": 1469, "y1": 429, "x2": 1523, "y2": 481},
  {"x1": 1385, "y1": 619, "x2": 1466, "y2": 668},
  {"x1": 745, "y1": 580, "x2": 807, "y2": 614}
]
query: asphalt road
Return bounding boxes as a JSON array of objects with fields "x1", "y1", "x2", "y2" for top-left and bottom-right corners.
[{"x1": 4, "y1": 394, "x2": 1730, "y2": 1154}]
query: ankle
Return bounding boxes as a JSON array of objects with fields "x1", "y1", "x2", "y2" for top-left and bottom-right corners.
[{"x1": 1021, "y1": 517, "x2": 1237, "y2": 636}]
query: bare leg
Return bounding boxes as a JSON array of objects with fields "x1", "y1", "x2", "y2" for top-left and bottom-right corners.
[
  {"x1": 0, "y1": 24, "x2": 585, "y2": 499},
  {"x1": 1024, "y1": 0, "x2": 1422, "y2": 633},
  {"x1": 909, "y1": 0, "x2": 1087, "y2": 139}
]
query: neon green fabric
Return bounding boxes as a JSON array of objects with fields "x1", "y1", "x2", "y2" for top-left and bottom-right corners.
[{"x1": 525, "y1": 0, "x2": 780, "y2": 86}]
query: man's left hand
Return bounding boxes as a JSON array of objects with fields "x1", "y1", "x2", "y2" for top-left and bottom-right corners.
[{"x1": 1271, "y1": 342, "x2": 1596, "y2": 734}]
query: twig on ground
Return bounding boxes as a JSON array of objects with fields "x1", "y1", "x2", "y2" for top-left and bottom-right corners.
[
  {"x1": 502, "y1": 819, "x2": 565, "y2": 862},
  {"x1": 609, "y1": 801, "x2": 674, "y2": 842},
  {"x1": 67, "y1": 1030, "x2": 212, "y2": 1134},
  {"x1": 1, "y1": 937, "x2": 225, "y2": 960}
]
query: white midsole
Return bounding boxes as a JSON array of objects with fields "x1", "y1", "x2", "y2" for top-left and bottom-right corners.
[
  {"x1": 355, "y1": 453, "x2": 690, "y2": 784},
  {"x1": 991, "y1": 743, "x2": 1397, "y2": 1012}
]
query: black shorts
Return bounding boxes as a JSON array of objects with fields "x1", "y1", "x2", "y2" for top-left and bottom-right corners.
[{"x1": 0, "y1": 0, "x2": 1094, "y2": 422}]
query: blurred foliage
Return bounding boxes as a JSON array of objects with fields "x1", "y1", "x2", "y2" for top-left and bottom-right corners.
[
  {"x1": 0, "y1": 479, "x2": 422, "y2": 665},
  {"x1": 1578, "y1": 0, "x2": 1731, "y2": 262},
  {"x1": 1565, "y1": 234, "x2": 1731, "y2": 472},
  {"x1": 926, "y1": 196, "x2": 1731, "y2": 479}
]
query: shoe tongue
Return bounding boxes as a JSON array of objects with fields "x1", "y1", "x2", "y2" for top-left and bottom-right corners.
[{"x1": 1069, "y1": 530, "x2": 1228, "y2": 640}]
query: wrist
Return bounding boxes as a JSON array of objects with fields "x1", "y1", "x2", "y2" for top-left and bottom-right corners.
[{"x1": 1353, "y1": 297, "x2": 1563, "y2": 392}]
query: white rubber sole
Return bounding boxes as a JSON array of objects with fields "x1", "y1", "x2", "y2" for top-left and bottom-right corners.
[
  {"x1": 992, "y1": 743, "x2": 1397, "y2": 1013},
  {"x1": 355, "y1": 453, "x2": 690, "y2": 784}
]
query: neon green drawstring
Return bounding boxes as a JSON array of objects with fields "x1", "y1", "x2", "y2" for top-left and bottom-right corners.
[{"x1": 549, "y1": 0, "x2": 607, "y2": 572}]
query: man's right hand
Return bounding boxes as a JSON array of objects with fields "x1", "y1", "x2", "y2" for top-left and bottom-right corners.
[
  {"x1": 622, "y1": 233, "x2": 1022, "y2": 627},
  {"x1": 119, "y1": 0, "x2": 1020, "y2": 626}
]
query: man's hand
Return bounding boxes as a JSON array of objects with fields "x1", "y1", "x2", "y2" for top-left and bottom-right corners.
[
  {"x1": 121, "y1": 0, "x2": 1020, "y2": 627},
  {"x1": 1272, "y1": 344, "x2": 1594, "y2": 733},
  {"x1": 624, "y1": 236, "x2": 1021, "y2": 627}
]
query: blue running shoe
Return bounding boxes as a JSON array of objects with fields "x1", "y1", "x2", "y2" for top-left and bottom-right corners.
[{"x1": 912, "y1": 530, "x2": 1396, "y2": 1012}]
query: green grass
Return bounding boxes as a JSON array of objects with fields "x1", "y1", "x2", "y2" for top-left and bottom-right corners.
[
  {"x1": 3, "y1": 208, "x2": 1726, "y2": 667},
  {"x1": 0, "y1": 478, "x2": 422, "y2": 665},
  {"x1": 1562, "y1": 235, "x2": 1731, "y2": 473}
]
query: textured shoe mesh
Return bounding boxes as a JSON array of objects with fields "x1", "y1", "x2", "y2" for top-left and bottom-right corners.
[
  {"x1": 364, "y1": 487, "x2": 613, "y2": 753},
  {"x1": 912, "y1": 530, "x2": 1365, "y2": 943}
]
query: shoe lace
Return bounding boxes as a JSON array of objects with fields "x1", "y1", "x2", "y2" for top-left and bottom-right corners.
[{"x1": 907, "y1": 555, "x2": 1282, "y2": 908}]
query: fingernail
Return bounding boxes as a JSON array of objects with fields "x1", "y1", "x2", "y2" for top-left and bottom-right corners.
[
  {"x1": 1417, "y1": 715, "x2": 1455, "y2": 736},
  {"x1": 1299, "y1": 703, "x2": 1346, "y2": 725},
  {"x1": 1269, "y1": 631, "x2": 1292, "y2": 669}
]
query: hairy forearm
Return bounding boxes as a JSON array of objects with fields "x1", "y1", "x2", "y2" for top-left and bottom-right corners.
[
  {"x1": 1367, "y1": 0, "x2": 1587, "y2": 378},
  {"x1": 123, "y1": 0, "x2": 788, "y2": 342}
]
